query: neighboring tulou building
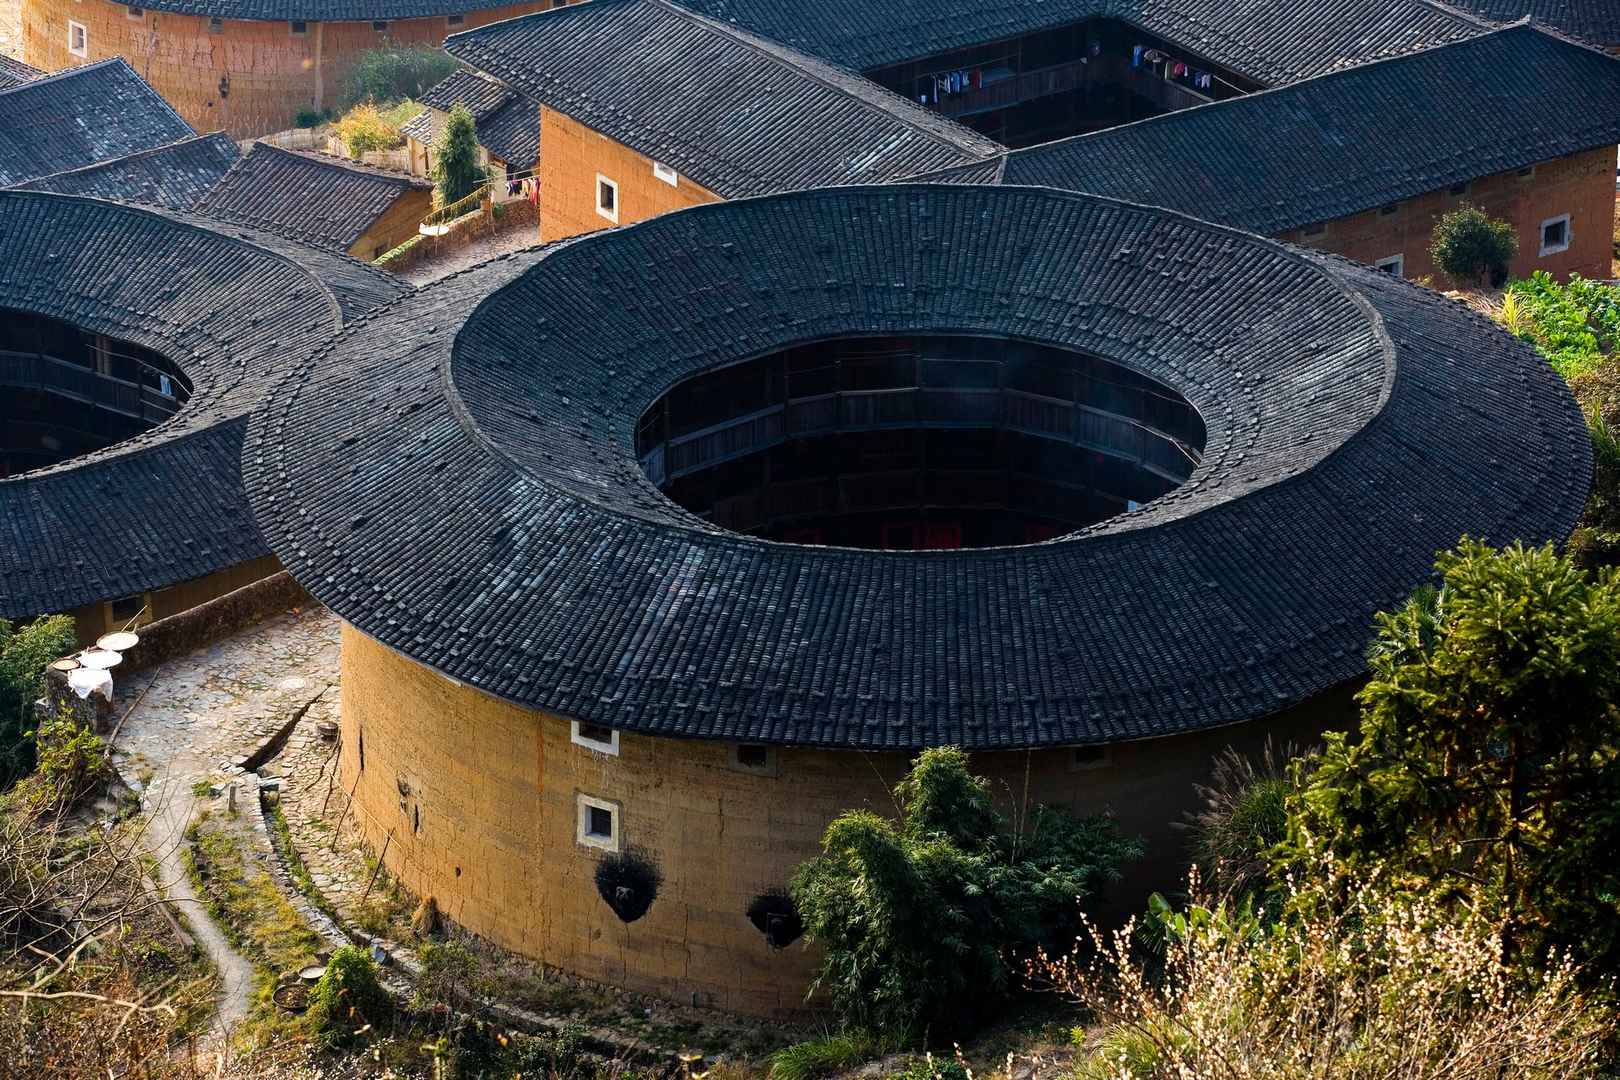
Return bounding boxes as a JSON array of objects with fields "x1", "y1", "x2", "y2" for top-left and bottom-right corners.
[
  {"x1": 0, "y1": 191, "x2": 409, "y2": 642},
  {"x1": 445, "y1": 0, "x2": 1620, "y2": 283},
  {"x1": 245, "y1": 185, "x2": 1589, "y2": 1016},
  {"x1": 19, "y1": 0, "x2": 551, "y2": 138}
]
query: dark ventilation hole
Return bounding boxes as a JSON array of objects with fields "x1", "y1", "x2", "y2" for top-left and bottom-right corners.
[
  {"x1": 746, "y1": 889, "x2": 804, "y2": 949},
  {"x1": 358, "y1": 730, "x2": 365, "y2": 771},
  {"x1": 595, "y1": 848, "x2": 662, "y2": 924},
  {"x1": 413, "y1": 805, "x2": 420, "y2": 834}
]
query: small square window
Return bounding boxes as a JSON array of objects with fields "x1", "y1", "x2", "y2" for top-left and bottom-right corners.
[
  {"x1": 1070, "y1": 745, "x2": 1112, "y2": 771},
  {"x1": 372, "y1": 19, "x2": 388, "y2": 31},
  {"x1": 67, "y1": 20, "x2": 87, "y2": 56},
  {"x1": 1299, "y1": 221, "x2": 1327, "y2": 238},
  {"x1": 595, "y1": 174, "x2": 618, "y2": 223},
  {"x1": 652, "y1": 161, "x2": 678, "y2": 187},
  {"x1": 571, "y1": 719, "x2": 619, "y2": 755},
  {"x1": 1539, "y1": 214, "x2": 1570, "y2": 257},
  {"x1": 207, "y1": 16, "x2": 222, "y2": 32},
  {"x1": 289, "y1": 19, "x2": 307, "y2": 33},
  {"x1": 446, "y1": 12, "x2": 464, "y2": 24},
  {"x1": 1375, "y1": 254, "x2": 1405, "y2": 278},
  {"x1": 576, "y1": 793, "x2": 620, "y2": 851},
  {"x1": 730, "y1": 743, "x2": 779, "y2": 775},
  {"x1": 126, "y1": 5, "x2": 144, "y2": 19},
  {"x1": 1378, "y1": 202, "x2": 1399, "y2": 216},
  {"x1": 1448, "y1": 181, "x2": 1468, "y2": 196}
]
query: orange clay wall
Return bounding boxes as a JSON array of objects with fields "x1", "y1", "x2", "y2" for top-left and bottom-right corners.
[
  {"x1": 65, "y1": 553, "x2": 283, "y2": 645},
  {"x1": 21, "y1": 0, "x2": 548, "y2": 137},
  {"x1": 348, "y1": 184, "x2": 433, "y2": 259},
  {"x1": 338, "y1": 622, "x2": 1351, "y2": 1016},
  {"x1": 537, "y1": 105, "x2": 720, "y2": 242},
  {"x1": 1280, "y1": 146, "x2": 1617, "y2": 282}
]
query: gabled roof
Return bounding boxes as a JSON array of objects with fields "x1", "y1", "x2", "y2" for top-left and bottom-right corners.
[
  {"x1": 1446, "y1": 0, "x2": 1620, "y2": 45},
  {"x1": 446, "y1": 0, "x2": 1003, "y2": 198},
  {"x1": 914, "y1": 24, "x2": 1620, "y2": 236},
  {"x1": 0, "y1": 55, "x2": 42, "y2": 90},
  {"x1": 11, "y1": 133, "x2": 240, "y2": 210},
  {"x1": 195, "y1": 142, "x2": 430, "y2": 252},
  {"x1": 400, "y1": 70, "x2": 541, "y2": 167},
  {"x1": 246, "y1": 185, "x2": 1588, "y2": 750},
  {"x1": 0, "y1": 192, "x2": 411, "y2": 621},
  {"x1": 670, "y1": 0, "x2": 1488, "y2": 82},
  {"x1": 0, "y1": 59, "x2": 194, "y2": 188}
]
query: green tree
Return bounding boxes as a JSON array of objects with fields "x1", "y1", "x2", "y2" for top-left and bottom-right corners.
[
  {"x1": 791, "y1": 747, "x2": 1140, "y2": 1039},
  {"x1": 339, "y1": 46, "x2": 459, "y2": 113},
  {"x1": 432, "y1": 103, "x2": 484, "y2": 207},
  {"x1": 1285, "y1": 540, "x2": 1620, "y2": 976},
  {"x1": 0, "y1": 615, "x2": 76, "y2": 789},
  {"x1": 1429, "y1": 204, "x2": 1518, "y2": 287}
]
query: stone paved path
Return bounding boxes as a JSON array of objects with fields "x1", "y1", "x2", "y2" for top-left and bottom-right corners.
[{"x1": 112, "y1": 604, "x2": 341, "y2": 1043}]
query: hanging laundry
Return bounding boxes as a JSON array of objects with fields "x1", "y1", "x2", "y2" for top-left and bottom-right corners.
[
  {"x1": 971, "y1": 67, "x2": 982, "y2": 89},
  {"x1": 1132, "y1": 45, "x2": 1143, "y2": 68}
]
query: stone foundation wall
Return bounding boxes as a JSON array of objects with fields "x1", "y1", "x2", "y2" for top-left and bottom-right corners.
[{"x1": 339, "y1": 622, "x2": 1353, "y2": 1017}]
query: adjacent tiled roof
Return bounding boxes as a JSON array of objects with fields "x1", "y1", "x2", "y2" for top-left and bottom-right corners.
[
  {"x1": 400, "y1": 70, "x2": 541, "y2": 168},
  {"x1": 0, "y1": 192, "x2": 412, "y2": 620},
  {"x1": 246, "y1": 186, "x2": 1589, "y2": 750},
  {"x1": 196, "y1": 142, "x2": 431, "y2": 252},
  {"x1": 914, "y1": 24, "x2": 1620, "y2": 237},
  {"x1": 670, "y1": 0, "x2": 1489, "y2": 82},
  {"x1": 1447, "y1": 0, "x2": 1620, "y2": 44},
  {"x1": 0, "y1": 55, "x2": 41, "y2": 90},
  {"x1": 11, "y1": 133, "x2": 241, "y2": 210},
  {"x1": 0, "y1": 60, "x2": 195, "y2": 188},
  {"x1": 445, "y1": 0, "x2": 1003, "y2": 198}
]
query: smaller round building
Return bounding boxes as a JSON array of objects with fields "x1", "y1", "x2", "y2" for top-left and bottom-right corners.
[{"x1": 247, "y1": 185, "x2": 1589, "y2": 1016}]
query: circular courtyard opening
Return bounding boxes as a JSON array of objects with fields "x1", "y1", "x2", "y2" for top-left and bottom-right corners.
[
  {"x1": 636, "y1": 334, "x2": 1206, "y2": 549},
  {"x1": 0, "y1": 309, "x2": 192, "y2": 476}
]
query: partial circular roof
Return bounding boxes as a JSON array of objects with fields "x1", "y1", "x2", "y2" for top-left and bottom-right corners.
[
  {"x1": 247, "y1": 185, "x2": 1589, "y2": 750},
  {"x1": 0, "y1": 191, "x2": 410, "y2": 620}
]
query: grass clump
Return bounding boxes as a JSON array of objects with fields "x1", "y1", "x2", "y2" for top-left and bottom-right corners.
[
  {"x1": 333, "y1": 99, "x2": 420, "y2": 155},
  {"x1": 306, "y1": 944, "x2": 390, "y2": 1048},
  {"x1": 769, "y1": 1033, "x2": 881, "y2": 1080}
]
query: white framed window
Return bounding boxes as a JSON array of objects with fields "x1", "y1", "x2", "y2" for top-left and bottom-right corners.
[
  {"x1": 595, "y1": 173, "x2": 618, "y2": 223},
  {"x1": 67, "y1": 20, "x2": 87, "y2": 57},
  {"x1": 729, "y1": 743, "x2": 779, "y2": 777},
  {"x1": 570, "y1": 719, "x2": 619, "y2": 755},
  {"x1": 1539, "y1": 213, "x2": 1571, "y2": 257},
  {"x1": 1375, "y1": 254, "x2": 1405, "y2": 278},
  {"x1": 576, "y1": 793, "x2": 620, "y2": 851},
  {"x1": 652, "y1": 161, "x2": 678, "y2": 187},
  {"x1": 1069, "y1": 745, "x2": 1112, "y2": 772}
]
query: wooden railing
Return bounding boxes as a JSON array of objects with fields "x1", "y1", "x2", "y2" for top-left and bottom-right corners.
[{"x1": 0, "y1": 350, "x2": 182, "y2": 424}]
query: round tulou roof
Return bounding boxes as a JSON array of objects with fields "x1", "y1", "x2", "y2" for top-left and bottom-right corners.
[
  {"x1": 0, "y1": 191, "x2": 410, "y2": 620},
  {"x1": 245, "y1": 185, "x2": 1589, "y2": 750}
]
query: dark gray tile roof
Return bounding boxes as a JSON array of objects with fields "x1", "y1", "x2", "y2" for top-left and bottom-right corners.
[
  {"x1": 0, "y1": 59, "x2": 195, "y2": 188},
  {"x1": 10, "y1": 133, "x2": 241, "y2": 210},
  {"x1": 245, "y1": 185, "x2": 1588, "y2": 750},
  {"x1": 0, "y1": 192, "x2": 411, "y2": 620},
  {"x1": 0, "y1": 55, "x2": 41, "y2": 90},
  {"x1": 445, "y1": 0, "x2": 1004, "y2": 198},
  {"x1": 196, "y1": 142, "x2": 431, "y2": 252},
  {"x1": 913, "y1": 25, "x2": 1620, "y2": 237},
  {"x1": 672, "y1": 0, "x2": 1489, "y2": 82},
  {"x1": 1446, "y1": 0, "x2": 1620, "y2": 44},
  {"x1": 400, "y1": 70, "x2": 541, "y2": 168}
]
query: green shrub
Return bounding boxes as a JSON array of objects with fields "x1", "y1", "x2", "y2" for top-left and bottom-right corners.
[
  {"x1": 334, "y1": 101, "x2": 418, "y2": 155},
  {"x1": 306, "y1": 945, "x2": 390, "y2": 1047},
  {"x1": 433, "y1": 103, "x2": 485, "y2": 207},
  {"x1": 506, "y1": 1021, "x2": 587, "y2": 1077},
  {"x1": 1284, "y1": 540, "x2": 1620, "y2": 979},
  {"x1": 791, "y1": 747, "x2": 1141, "y2": 1039},
  {"x1": 1179, "y1": 740, "x2": 1299, "y2": 904},
  {"x1": 1429, "y1": 203, "x2": 1518, "y2": 287},
  {"x1": 339, "y1": 46, "x2": 459, "y2": 113},
  {"x1": 768, "y1": 1033, "x2": 880, "y2": 1080},
  {"x1": 1502, "y1": 271, "x2": 1620, "y2": 380},
  {"x1": 892, "y1": 1054, "x2": 970, "y2": 1080},
  {"x1": 0, "y1": 614, "x2": 76, "y2": 789},
  {"x1": 293, "y1": 107, "x2": 326, "y2": 128}
]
